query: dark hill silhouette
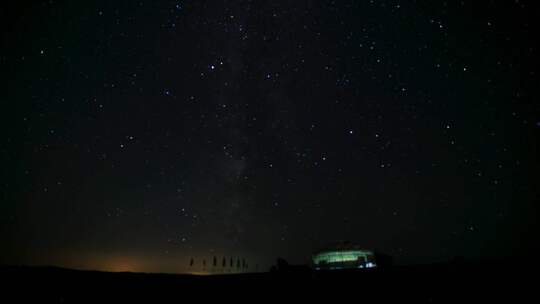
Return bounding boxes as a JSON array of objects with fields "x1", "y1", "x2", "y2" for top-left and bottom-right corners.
[{"x1": 1, "y1": 259, "x2": 535, "y2": 302}]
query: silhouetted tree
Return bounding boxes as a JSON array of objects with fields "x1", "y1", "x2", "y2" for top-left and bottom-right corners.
[{"x1": 276, "y1": 257, "x2": 289, "y2": 270}]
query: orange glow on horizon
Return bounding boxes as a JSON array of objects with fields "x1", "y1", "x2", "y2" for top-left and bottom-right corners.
[{"x1": 93, "y1": 256, "x2": 144, "y2": 273}]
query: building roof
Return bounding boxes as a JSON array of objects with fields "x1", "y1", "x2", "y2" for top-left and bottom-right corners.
[{"x1": 313, "y1": 241, "x2": 373, "y2": 255}]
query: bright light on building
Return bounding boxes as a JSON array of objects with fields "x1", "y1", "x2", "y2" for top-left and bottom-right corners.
[{"x1": 312, "y1": 244, "x2": 378, "y2": 270}]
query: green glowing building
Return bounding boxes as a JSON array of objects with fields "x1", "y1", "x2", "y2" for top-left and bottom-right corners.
[{"x1": 312, "y1": 243, "x2": 377, "y2": 270}]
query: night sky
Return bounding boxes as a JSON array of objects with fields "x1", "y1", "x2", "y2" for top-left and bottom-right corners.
[{"x1": 1, "y1": 0, "x2": 538, "y2": 273}]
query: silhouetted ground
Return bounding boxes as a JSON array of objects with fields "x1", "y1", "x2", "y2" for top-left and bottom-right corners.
[{"x1": 1, "y1": 259, "x2": 535, "y2": 302}]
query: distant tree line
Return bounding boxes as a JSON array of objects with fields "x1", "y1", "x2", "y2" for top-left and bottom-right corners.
[{"x1": 188, "y1": 256, "x2": 249, "y2": 272}]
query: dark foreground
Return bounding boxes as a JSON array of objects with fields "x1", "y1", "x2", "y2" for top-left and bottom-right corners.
[{"x1": 1, "y1": 260, "x2": 535, "y2": 303}]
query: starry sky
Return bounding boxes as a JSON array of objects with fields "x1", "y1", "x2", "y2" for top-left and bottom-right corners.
[{"x1": 1, "y1": 0, "x2": 538, "y2": 273}]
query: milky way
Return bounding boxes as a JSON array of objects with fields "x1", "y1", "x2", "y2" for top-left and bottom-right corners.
[{"x1": 1, "y1": 0, "x2": 538, "y2": 273}]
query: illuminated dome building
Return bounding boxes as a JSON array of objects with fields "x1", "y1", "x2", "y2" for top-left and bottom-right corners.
[{"x1": 312, "y1": 243, "x2": 377, "y2": 270}]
